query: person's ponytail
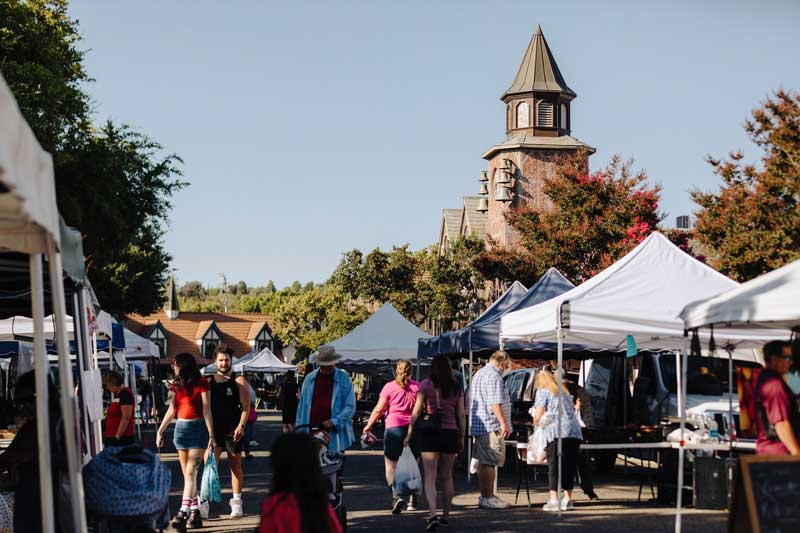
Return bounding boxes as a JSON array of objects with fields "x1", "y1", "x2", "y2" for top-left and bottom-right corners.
[{"x1": 394, "y1": 359, "x2": 412, "y2": 389}]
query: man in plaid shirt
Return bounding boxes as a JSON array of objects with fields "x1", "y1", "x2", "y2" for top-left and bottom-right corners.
[{"x1": 470, "y1": 350, "x2": 512, "y2": 509}]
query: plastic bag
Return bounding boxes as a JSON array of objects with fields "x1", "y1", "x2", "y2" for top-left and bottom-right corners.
[
  {"x1": 392, "y1": 446, "x2": 422, "y2": 497},
  {"x1": 527, "y1": 410, "x2": 553, "y2": 464},
  {"x1": 200, "y1": 450, "x2": 222, "y2": 503}
]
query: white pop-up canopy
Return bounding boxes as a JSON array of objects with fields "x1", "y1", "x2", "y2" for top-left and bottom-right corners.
[
  {"x1": 0, "y1": 76, "x2": 59, "y2": 254},
  {"x1": 680, "y1": 258, "x2": 800, "y2": 331},
  {"x1": 203, "y1": 346, "x2": 296, "y2": 374},
  {"x1": 321, "y1": 303, "x2": 430, "y2": 363},
  {"x1": 501, "y1": 232, "x2": 782, "y2": 352},
  {"x1": 0, "y1": 73, "x2": 86, "y2": 533},
  {"x1": 237, "y1": 346, "x2": 296, "y2": 373}
]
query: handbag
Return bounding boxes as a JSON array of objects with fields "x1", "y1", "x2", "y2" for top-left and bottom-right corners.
[{"x1": 414, "y1": 386, "x2": 441, "y2": 432}]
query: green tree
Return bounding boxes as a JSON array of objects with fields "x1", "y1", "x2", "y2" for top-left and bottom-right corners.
[
  {"x1": 179, "y1": 281, "x2": 206, "y2": 300},
  {"x1": 477, "y1": 150, "x2": 662, "y2": 284},
  {"x1": 1, "y1": 1, "x2": 185, "y2": 315},
  {"x1": 692, "y1": 90, "x2": 800, "y2": 281}
]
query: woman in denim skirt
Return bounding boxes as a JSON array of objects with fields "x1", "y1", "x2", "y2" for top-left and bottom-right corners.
[
  {"x1": 362, "y1": 359, "x2": 420, "y2": 513},
  {"x1": 157, "y1": 353, "x2": 215, "y2": 530}
]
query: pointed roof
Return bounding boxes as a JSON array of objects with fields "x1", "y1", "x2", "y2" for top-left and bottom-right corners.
[
  {"x1": 461, "y1": 197, "x2": 488, "y2": 238},
  {"x1": 164, "y1": 274, "x2": 179, "y2": 313},
  {"x1": 441, "y1": 209, "x2": 462, "y2": 242},
  {"x1": 503, "y1": 25, "x2": 576, "y2": 101}
]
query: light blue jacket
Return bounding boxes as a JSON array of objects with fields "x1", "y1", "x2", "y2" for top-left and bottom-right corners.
[{"x1": 295, "y1": 367, "x2": 355, "y2": 453}]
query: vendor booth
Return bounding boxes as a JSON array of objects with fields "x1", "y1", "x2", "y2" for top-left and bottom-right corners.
[
  {"x1": 500, "y1": 232, "x2": 781, "y2": 530},
  {"x1": 0, "y1": 73, "x2": 88, "y2": 532}
]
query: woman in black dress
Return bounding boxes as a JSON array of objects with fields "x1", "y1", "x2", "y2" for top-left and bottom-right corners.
[{"x1": 278, "y1": 370, "x2": 299, "y2": 433}]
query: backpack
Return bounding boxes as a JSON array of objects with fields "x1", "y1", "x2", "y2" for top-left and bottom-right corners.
[{"x1": 83, "y1": 444, "x2": 171, "y2": 521}]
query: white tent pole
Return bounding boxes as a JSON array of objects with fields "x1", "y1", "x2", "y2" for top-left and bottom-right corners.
[
  {"x1": 87, "y1": 288, "x2": 103, "y2": 453},
  {"x1": 727, "y1": 346, "x2": 734, "y2": 454},
  {"x1": 130, "y1": 364, "x2": 142, "y2": 441},
  {"x1": 47, "y1": 239, "x2": 89, "y2": 533},
  {"x1": 30, "y1": 253, "x2": 55, "y2": 533},
  {"x1": 556, "y1": 326, "x2": 564, "y2": 518},
  {"x1": 468, "y1": 328, "x2": 473, "y2": 484},
  {"x1": 675, "y1": 343, "x2": 688, "y2": 533},
  {"x1": 72, "y1": 292, "x2": 92, "y2": 458}
]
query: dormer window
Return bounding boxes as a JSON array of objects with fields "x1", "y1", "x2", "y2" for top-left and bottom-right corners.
[
  {"x1": 537, "y1": 101, "x2": 554, "y2": 127},
  {"x1": 198, "y1": 323, "x2": 223, "y2": 359},
  {"x1": 255, "y1": 327, "x2": 272, "y2": 352},
  {"x1": 148, "y1": 321, "x2": 168, "y2": 358},
  {"x1": 516, "y1": 101, "x2": 530, "y2": 128},
  {"x1": 560, "y1": 104, "x2": 568, "y2": 130}
]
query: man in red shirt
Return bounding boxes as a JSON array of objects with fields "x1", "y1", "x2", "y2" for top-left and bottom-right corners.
[{"x1": 754, "y1": 340, "x2": 800, "y2": 455}]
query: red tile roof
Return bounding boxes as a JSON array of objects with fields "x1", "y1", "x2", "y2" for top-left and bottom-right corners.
[{"x1": 125, "y1": 311, "x2": 277, "y2": 363}]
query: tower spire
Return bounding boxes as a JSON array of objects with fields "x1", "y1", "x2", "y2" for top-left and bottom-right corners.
[
  {"x1": 502, "y1": 25, "x2": 575, "y2": 101},
  {"x1": 164, "y1": 273, "x2": 179, "y2": 319}
]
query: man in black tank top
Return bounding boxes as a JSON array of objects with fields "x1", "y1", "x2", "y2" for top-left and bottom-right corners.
[{"x1": 210, "y1": 346, "x2": 251, "y2": 518}]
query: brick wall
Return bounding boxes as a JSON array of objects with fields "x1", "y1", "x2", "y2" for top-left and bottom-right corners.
[{"x1": 485, "y1": 148, "x2": 586, "y2": 249}]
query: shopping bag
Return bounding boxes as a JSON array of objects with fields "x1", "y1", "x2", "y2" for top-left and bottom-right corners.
[
  {"x1": 392, "y1": 446, "x2": 422, "y2": 497},
  {"x1": 527, "y1": 410, "x2": 552, "y2": 464},
  {"x1": 200, "y1": 450, "x2": 222, "y2": 503}
]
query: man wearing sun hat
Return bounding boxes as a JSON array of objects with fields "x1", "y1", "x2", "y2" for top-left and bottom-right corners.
[{"x1": 295, "y1": 344, "x2": 356, "y2": 453}]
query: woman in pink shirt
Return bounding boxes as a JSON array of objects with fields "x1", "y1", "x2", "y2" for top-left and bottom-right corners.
[{"x1": 363, "y1": 359, "x2": 420, "y2": 513}]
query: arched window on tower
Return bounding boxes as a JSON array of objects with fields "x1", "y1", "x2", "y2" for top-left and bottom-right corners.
[
  {"x1": 537, "y1": 101, "x2": 554, "y2": 127},
  {"x1": 516, "y1": 101, "x2": 530, "y2": 128},
  {"x1": 560, "y1": 104, "x2": 568, "y2": 130}
]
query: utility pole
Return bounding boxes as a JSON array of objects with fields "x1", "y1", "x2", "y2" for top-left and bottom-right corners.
[{"x1": 219, "y1": 273, "x2": 228, "y2": 313}]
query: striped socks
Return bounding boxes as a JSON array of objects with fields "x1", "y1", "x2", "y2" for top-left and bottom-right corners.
[
  {"x1": 190, "y1": 497, "x2": 200, "y2": 511},
  {"x1": 180, "y1": 499, "x2": 191, "y2": 513}
]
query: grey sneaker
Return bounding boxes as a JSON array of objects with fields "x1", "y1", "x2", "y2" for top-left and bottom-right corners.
[
  {"x1": 542, "y1": 499, "x2": 560, "y2": 512},
  {"x1": 560, "y1": 498, "x2": 574, "y2": 511}
]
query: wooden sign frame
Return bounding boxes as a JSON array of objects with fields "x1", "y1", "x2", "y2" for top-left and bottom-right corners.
[{"x1": 729, "y1": 454, "x2": 800, "y2": 533}]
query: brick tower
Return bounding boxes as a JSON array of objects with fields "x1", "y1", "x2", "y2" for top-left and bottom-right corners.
[{"x1": 481, "y1": 25, "x2": 594, "y2": 248}]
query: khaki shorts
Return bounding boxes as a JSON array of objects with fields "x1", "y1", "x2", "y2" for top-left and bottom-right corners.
[{"x1": 474, "y1": 431, "x2": 505, "y2": 467}]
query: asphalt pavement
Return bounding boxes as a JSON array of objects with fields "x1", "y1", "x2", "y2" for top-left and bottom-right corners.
[{"x1": 145, "y1": 412, "x2": 727, "y2": 533}]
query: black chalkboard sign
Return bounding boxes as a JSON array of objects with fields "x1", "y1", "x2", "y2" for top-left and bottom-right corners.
[{"x1": 729, "y1": 455, "x2": 800, "y2": 533}]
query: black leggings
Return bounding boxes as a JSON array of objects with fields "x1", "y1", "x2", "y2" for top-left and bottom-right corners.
[{"x1": 546, "y1": 438, "x2": 581, "y2": 491}]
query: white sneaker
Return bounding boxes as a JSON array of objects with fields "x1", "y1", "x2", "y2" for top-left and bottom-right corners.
[
  {"x1": 560, "y1": 498, "x2": 574, "y2": 511},
  {"x1": 229, "y1": 498, "x2": 243, "y2": 518},
  {"x1": 249, "y1": 440, "x2": 259, "y2": 446},
  {"x1": 542, "y1": 499, "x2": 560, "y2": 512},
  {"x1": 479, "y1": 495, "x2": 511, "y2": 509}
]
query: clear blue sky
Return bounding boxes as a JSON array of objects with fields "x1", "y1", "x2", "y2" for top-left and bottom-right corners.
[{"x1": 68, "y1": 0, "x2": 800, "y2": 290}]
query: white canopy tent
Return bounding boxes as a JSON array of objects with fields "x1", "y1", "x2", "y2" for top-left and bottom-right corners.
[
  {"x1": 500, "y1": 232, "x2": 782, "y2": 531},
  {"x1": 318, "y1": 303, "x2": 430, "y2": 363},
  {"x1": 0, "y1": 73, "x2": 86, "y2": 533},
  {"x1": 203, "y1": 346, "x2": 296, "y2": 375},
  {"x1": 121, "y1": 325, "x2": 160, "y2": 359},
  {"x1": 237, "y1": 346, "x2": 296, "y2": 373},
  {"x1": 501, "y1": 232, "x2": 781, "y2": 351},
  {"x1": 680, "y1": 258, "x2": 800, "y2": 331}
]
